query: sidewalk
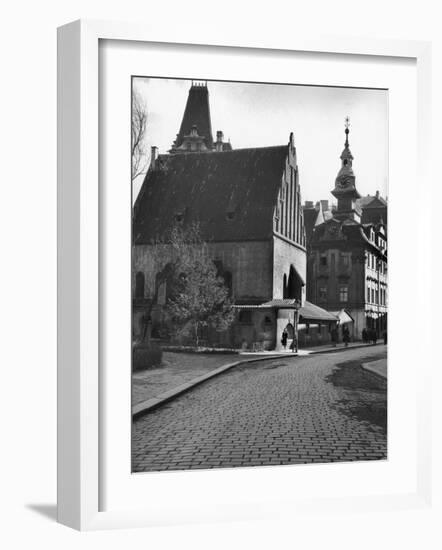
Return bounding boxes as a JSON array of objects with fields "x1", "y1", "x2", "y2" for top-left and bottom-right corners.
[
  {"x1": 132, "y1": 351, "x2": 240, "y2": 406},
  {"x1": 361, "y1": 358, "x2": 387, "y2": 379},
  {"x1": 132, "y1": 353, "x2": 281, "y2": 417},
  {"x1": 240, "y1": 341, "x2": 383, "y2": 357}
]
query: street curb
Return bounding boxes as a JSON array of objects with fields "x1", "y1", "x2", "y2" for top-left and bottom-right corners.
[
  {"x1": 132, "y1": 343, "x2": 385, "y2": 418},
  {"x1": 307, "y1": 343, "x2": 382, "y2": 355},
  {"x1": 361, "y1": 360, "x2": 387, "y2": 379},
  {"x1": 132, "y1": 354, "x2": 282, "y2": 418}
]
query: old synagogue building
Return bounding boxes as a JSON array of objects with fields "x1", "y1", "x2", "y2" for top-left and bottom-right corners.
[{"x1": 132, "y1": 81, "x2": 338, "y2": 350}]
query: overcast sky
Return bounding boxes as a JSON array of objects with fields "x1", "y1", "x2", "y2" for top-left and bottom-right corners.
[{"x1": 132, "y1": 77, "x2": 388, "y2": 205}]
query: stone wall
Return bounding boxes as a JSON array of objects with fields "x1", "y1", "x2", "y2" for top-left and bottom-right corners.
[
  {"x1": 133, "y1": 239, "x2": 274, "y2": 304},
  {"x1": 272, "y1": 236, "x2": 306, "y2": 302}
]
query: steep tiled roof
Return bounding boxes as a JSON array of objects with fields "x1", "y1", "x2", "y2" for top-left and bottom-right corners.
[
  {"x1": 174, "y1": 84, "x2": 213, "y2": 150},
  {"x1": 303, "y1": 207, "x2": 319, "y2": 244},
  {"x1": 134, "y1": 145, "x2": 289, "y2": 243},
  {"x1": 357, "y1": 195, "x2": 387, "y2": 208}
]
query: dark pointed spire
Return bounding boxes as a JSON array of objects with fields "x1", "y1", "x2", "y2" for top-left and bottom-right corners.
[
  {"x1": 340, "y1": 116, "x2": 354, "y2": 164},
  {"x1": 171, "y1": 81, "x2": 213, "y2": 152}
]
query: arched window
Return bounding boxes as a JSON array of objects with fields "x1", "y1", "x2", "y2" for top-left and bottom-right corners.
[
  {"x1": 135, "y1": 272, "x2": 145, "y2": 298},
  {"x1": 156, "y1": 277, "x2": 166, "y2": 305},
  {"x1": 213, "y1": 260, "x2": 233, "y2": 297},
  {"x1": 223, "y1": 271, "x2": 232, "y2": 296},
  {"x1": 287, "y1": 265, "x2": 303, "y2": 300},
  {"x1": 155, "y1": 264, "x2": 174, "y2": 305},
  {"x1": 283, "y1": 274, "x2": 288, "y2": 299}
]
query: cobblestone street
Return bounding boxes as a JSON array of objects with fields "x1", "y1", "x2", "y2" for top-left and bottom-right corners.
[{"x1": 132, "y1": 346, "x2": 387, "y2": 472}]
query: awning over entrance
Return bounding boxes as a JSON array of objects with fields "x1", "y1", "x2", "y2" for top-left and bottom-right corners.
[
  {"x1": 233, "y1": 300, "x2": 338, "y2": 324},
  {"x1": 299, "y1": 301, "x2": 339, "y2": 323},
  {"x1": 330, "y1": 309, "x2": 354, "y2": 325},
  {"x1": 233, "y1": 299, "x2": 300, "y2": 310},
  {"x1": 262, "y1": 299, "x2": 300, "y2": 308}
]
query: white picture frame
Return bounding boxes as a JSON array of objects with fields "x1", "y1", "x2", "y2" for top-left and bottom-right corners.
[{"x1": 57, "y1": 19, "x2": 432, "y2": 531}]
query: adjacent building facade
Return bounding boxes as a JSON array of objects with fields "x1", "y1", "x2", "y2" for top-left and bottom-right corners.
[{"x1": 305, "y1": 121, "x2": 388, "y2": 340}]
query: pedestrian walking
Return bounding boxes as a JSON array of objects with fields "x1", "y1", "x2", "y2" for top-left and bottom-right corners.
[
  {"x1": 362, "y1": 327, "x2": 368, "y2": 344},
  {"x1": 290, "y1": 335, "x2": 298, "y2": 353},
  {"x1": 331, "y1": 326, "x2": 338, "y2": 347},
  {"x1": 281, "y1": 329, "x2": 288, "y2": 350},
  {"x1": 342, "y1": 326, "x2": 350, "y2": 347}
]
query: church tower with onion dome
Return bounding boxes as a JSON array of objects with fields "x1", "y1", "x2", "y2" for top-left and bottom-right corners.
[
  {"x1": 306, "y1": 116, "x2": 388, "y2": 341},
  {"x1": 331, "y1": 117, "x2": 362, "y2": 222}
]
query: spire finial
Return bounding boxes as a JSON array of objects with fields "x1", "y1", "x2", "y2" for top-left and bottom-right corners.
[{"x1": 344, "y1": 116, "x2": 350, "y2": 147}]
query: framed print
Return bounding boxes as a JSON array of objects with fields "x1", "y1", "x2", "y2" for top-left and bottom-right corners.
[{"x1": 57, "y1": 19, "x2": 432, "y2": 530}]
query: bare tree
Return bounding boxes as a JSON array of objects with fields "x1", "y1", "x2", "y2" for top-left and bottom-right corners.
[{"x1": 131, "y1": 89, "x2": 148, "y2": 182}]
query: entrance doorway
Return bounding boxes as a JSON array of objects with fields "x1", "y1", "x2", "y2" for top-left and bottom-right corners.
[{"x1": 283, "y1": 265, "x2": 303, "y2": 301}]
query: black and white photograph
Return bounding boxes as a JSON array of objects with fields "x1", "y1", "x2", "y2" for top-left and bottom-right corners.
[{"x1": 131, "y1": 77, "x2": 388, "y2": 473}]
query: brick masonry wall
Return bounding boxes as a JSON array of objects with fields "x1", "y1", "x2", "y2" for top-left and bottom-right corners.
[{"x1": 133, "y1": 240, "x2": 274, "y2": 303}]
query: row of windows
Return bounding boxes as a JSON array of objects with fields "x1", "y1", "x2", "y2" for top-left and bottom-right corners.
[
  {"x1": 134, "y1": 266, "x2": 233, "y2": 299},
  {"x1": 318, "y1": 283, "x2": 387, "y2": 305},
  {"x1": 368, "y1": 228, "x2": 387, "y2": 250},
  {"x1": 366, "y1": 252, "x2": 387, "y2": 274},
  {"x1": 319, "y1": 253, "x2": 351, "y2": 268},
  {"x1": 367, "y1": 284, "x2": 387, "y2": 306},
  {"x1": 318, "y1": 285, "x2": 348, "y2": 303}
]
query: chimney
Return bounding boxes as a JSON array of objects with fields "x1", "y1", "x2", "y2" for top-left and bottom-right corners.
[
  {"x1": 150, "y1": 146, "x2": 158, "y2": 170},
  {"x1": 215, "y1": 130, "x2": 224, "y2": 151},
  {"x1": 304, "y1": 201, "x2": 314, "y2": 209},
  {"x1": 320, "y1": 200, "x2": 329, "y2": 212},
  {"x1": 376, "y1": 190, "x2": 380, "y2": 198}
]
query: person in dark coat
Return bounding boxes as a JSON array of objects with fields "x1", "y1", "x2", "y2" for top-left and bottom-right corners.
[
  {"x1": 362, "y1": 328, "x2": 368, "y2": 344},
  {"x1": 371, "y1": 329, "x2": 377, "y2": 345},
  {"x1": 342, "y1": 326, "x2": 350, "y2": 347},
  {"x1": 281, "y1": 329, "x2": 288, "y2": 350},
  {"x1": 331, "y1": 326, "x2": 338, "y2": 347}
]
